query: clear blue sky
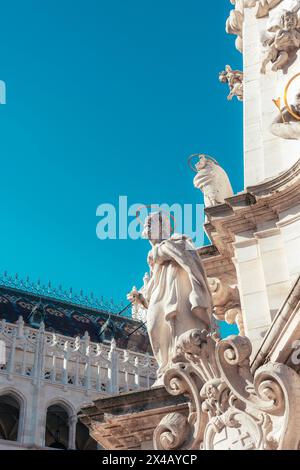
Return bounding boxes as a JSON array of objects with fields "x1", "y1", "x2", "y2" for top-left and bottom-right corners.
[{"x1": 0, "y1": 1, "x2": 243, "y2": 334}]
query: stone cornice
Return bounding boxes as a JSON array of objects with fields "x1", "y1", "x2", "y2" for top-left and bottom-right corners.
[{"x1": 204, "y1": 159, "x2": 300, "y2": 259}]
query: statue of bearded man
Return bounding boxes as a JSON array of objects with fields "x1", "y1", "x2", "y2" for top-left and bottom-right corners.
[{"x1": 127, "y1": 212, "x2": 212, "y2": 385}]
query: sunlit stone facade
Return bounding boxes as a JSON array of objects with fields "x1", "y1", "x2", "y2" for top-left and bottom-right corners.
[{"x1": 81, "y1": 1, "x2": 300, "y2": 450}]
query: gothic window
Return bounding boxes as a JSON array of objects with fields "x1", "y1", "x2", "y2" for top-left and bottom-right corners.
[
  {"x1": 45, "y1": 404, "x2": 69, "y2": 449},
  {"x1": 0, "y1": 394, "x2": 20, "y2": 441}
]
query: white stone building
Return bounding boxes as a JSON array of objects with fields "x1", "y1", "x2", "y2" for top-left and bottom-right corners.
[
  {"x1": 80, "y1": 1, "x2": 300, "y2": 450},
  {"x1": 0, "y1": 281, "x2": 156, "y2": 449}
]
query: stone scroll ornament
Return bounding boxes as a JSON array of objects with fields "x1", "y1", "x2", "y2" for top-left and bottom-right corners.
[
  {"x1": 153, "y1": 329, "x2": 300, "y2": 450},
  {"x1": 271, "y1": 72, "x2": 300, "y2": 139}
]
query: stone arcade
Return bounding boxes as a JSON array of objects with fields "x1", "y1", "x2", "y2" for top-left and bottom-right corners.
[
  {"x1": 0, "y1": 280, "x2": 156, "y2": 449},
  {"x1": 80, "y1": 1, "x2": 300, "y2": 450}
]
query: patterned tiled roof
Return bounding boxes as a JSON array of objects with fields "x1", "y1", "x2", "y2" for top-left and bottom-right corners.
[{"x1": 0, "y1": 285, "x2": 151, "y2": 354}]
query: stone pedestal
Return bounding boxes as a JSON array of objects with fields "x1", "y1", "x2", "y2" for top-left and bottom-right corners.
[{"x1": 79, "y1": 387, "x2": 189, "y2": 450}]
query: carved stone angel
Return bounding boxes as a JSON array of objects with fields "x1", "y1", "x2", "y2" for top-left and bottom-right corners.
[
  {"x1": 261, "y1": 10, "x2": 300, "y2": 74},
  {"x1": 219, "y1": 65, "x2": 243, "y2": 101}
]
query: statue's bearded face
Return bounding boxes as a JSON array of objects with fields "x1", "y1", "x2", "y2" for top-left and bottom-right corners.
[{"x1": 281, "y1": 12, "x2": 298, "y2": 30}]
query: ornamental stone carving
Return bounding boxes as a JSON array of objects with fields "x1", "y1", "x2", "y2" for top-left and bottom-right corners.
[
  {"x1": 208, "y1": 277, "x2": 245, "y2": 335},
  {"x1": 226, "y1": 0, "x2": 247, "y2": 53},
  {"x1": 271, "y1": 90, "x2": 300, "y2": 139},
  {"x1": 226, "y1": 1, "x2": 286, "y2": 53},
  {"x1": 219, "y1": 65, "x2": 244, "y2": 101},
  {"x1": 256, "y1": 0, "x2": 283, "y2": 18},
  {"x1": 154, "y1": 330, "x2": 300, "y2": 450},
  {"x1": 261, "y1": 10, "x2": 300, "y2": 74},
  {"x1": 193, "y1": 156, "x2": 234, "y2": 208}
]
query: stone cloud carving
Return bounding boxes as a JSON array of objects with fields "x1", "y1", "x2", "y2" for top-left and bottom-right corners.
[
  {"x1": 261, "y1": 10, "x2": 300, "y2": 74},
  {"x1": 225, "y1": 1, "x2": 281, "y2": 52},
  {"x1": 154, "y1": 330, "x2": 300, "y2": 450},
  {"x1": 225, "y1": 1, "x2": 295, "y2": 55},
  {"x1": 271, "y1": 90, "x2": 300, "y2": 138},
  {"x1": 226, "y1": 0, "x2": 247, "y2": 53},
  {"x1": 219, "y1": 65, "x2": 244, "y2": 101},
  {"x1": 192, "y1": 156, "x2": 234, "y2": 208}
]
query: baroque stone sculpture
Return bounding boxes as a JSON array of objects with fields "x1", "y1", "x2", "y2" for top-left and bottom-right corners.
[
  {"x1": 208, "y1": 277, "x2": 245, "y2": 335},
  {"x1": 219, "y1": 65, "x2": 244, "y2": 101},
  {"x1": 192, "y1": 155, "x2": 234, "y2": 207},
  {"x1": 271, "y1": 90, "x2": 300, "y2": 139},
  {"x1": 226, "y1": 1, "x2": 288, "y2": 53},
  {"x1": 261, "y1": 10, "x2": 300, "y2": 74},
  {"x1": 127, "y1": 212, "x2": 213, "y2": 385},
  {"x1": 154, "y1": 329, "x2": 300, "y2": 450},
  {"x1": 256, "y1": 0, "x2": 283, "y2": 18}
]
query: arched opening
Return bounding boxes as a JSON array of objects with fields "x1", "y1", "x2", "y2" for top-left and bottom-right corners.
[
  {"x1": 45, "y1": 404, "x2": 69, "y2": 449},
  {"x1": 0, "y1": 394, "x2": 20, "y2": 441},
  {"x1": 75, "y1": 420, "x2": 98, "y2": 450}
]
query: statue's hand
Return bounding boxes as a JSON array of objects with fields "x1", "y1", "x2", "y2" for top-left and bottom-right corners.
[
  {"x1": 127, "y1": 287, "x2": 144, "y2": 306},
  {"x1": 147, "y1": 253, "x2": 155, "y2": 269}
]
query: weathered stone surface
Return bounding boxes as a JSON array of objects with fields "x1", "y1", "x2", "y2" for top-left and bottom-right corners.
[{"x1": 79, "y1": 387, "x2": 189, "y2": 450}]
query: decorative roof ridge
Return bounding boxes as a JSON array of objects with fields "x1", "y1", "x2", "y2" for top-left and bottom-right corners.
[{"x1": 0, "y1": 271, "x2": 128, "y2": 317}]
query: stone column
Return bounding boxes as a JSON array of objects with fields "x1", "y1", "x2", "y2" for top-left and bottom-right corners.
[
  {"x1": 68, "y1": 415, "x2": 78, "y2": 450},
  {"x1": 233, "y1": 234, "x2": 272, "y2": 356}
]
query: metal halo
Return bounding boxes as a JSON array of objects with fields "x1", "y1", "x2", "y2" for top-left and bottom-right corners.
[
  {"x1": 284, "y1": 72, "x2": 300, "y2": 121},
  {"x1": 188, "y1": 153, "x2": 219, "y2": 173},
  {"x1": 135, "y1": 204, "x2": 176, "y2": 234}
]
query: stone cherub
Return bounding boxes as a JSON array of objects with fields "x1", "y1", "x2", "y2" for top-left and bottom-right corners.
[
  {"x1": 219, "y1": 65, "x2": 244, "y2": 101},
  {"x1": 261, "y1": 10, "x2": 300, "y2": 74},
  {"x1": 127, "y1": 212, "x2": 212, "y2": 385},
  {"x1": 192, "y1": 156, "x2": 234, "y2": 208}
]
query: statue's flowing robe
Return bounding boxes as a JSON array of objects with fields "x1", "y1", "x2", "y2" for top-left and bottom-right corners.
[
  {"x1": 193, "y1": 162, "x2": 234, "y2": 207},
  {"x1": 144, "y1": 235, "x2": 212, "y2": 382}
]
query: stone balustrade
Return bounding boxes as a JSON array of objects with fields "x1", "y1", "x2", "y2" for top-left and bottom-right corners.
[{"x1": 0, "y1": 317, "x2": 157, "y2": 395}]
